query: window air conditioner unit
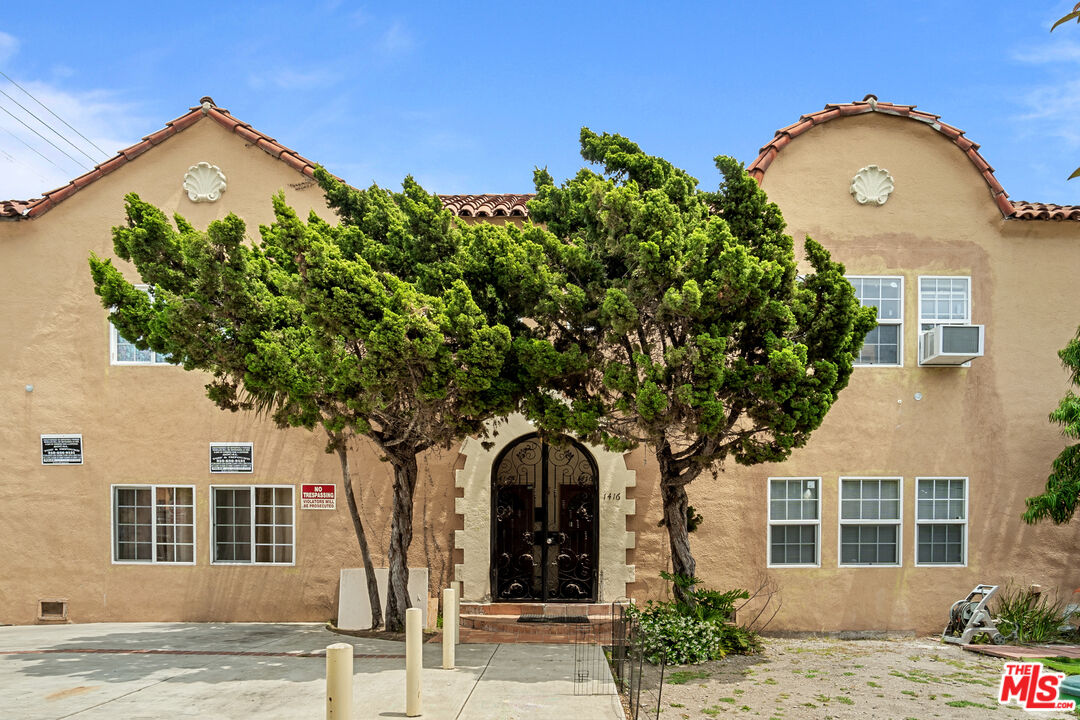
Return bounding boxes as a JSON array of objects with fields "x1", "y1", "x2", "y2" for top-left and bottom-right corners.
[{"x1": 919, "y1": 324, "x2": 985, "y2": 366}]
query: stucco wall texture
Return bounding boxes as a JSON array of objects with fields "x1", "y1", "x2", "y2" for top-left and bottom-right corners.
[{"x1": 1, "y1": 108, "x2": 1077, "y2": 633}]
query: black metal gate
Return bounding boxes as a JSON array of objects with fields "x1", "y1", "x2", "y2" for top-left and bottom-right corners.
[{"x1": 491, "y1": 434, "x2": 598, "y2": 601}]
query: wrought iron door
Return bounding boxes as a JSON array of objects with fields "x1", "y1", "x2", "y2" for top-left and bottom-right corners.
[{"x1": 491, "y1": 434, "x2": 598, "y2": 601}]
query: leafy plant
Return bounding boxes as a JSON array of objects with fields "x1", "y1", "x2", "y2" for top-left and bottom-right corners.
[
  {"x1": 628, "y1": 574, "x2": 760, "y2": 664},
  {"x1": 1023, "y1": 329, "x2": 1080, "y2": 525},
  {"x1": 660, "y1": 571, "x2": 749, "y2": 623},
  {"x1": 994, "y1": 584, "x2": 1070, "y2": 644}
]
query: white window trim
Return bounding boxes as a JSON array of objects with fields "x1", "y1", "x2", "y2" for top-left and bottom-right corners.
[
  {"x1": 110, "y1": 484, "x2": 196, "y2": 565},
  {"x1": 766, "y1": 476, "x2": 821, "y2": 568},
  {"x1": 917, "y1": 275, "x2": 972, "y2": 328},
  {"x1": 917, "y1": 275, "x2": 974, "y2": 367},
  {"x1": 837, "y1": 476, "x2": 903, "y2": 568},
  {"x1": 109, "y1": 284, "x2": 171, "y2": 366},
  {"x1": 848, "y1": 275, "x2": 904, "y2": 368},
  {"x1": 210, "y1": 484, "x2": 296, "y2": 567},
  {"x1": 914, "y1": 476, "x2": 969, "y2": 568}
]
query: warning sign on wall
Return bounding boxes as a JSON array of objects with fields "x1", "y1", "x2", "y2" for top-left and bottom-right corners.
[
  {"x1": 301, "y1": 484, "x2": 336, "y2": 510},
  {"x1": 41, "y1": 434, "x2": 83, "y2": 465},
  {"x1": 209, "y1": 442, "x2": 253, "y2": 473}
]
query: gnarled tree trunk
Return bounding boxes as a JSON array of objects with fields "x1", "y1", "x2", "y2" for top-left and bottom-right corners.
[
  {"x1": 335, "y1": 443, "x2": 383, "y2": 629},
  {"x1": 384, "y1": 448, "x2": 419, "y2": 632},
  {"x1": 657, "y1": 441, "x2": 697, "y2": 604}
]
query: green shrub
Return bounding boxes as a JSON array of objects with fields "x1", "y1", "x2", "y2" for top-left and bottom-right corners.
[
  {"x1": 628, "y1": 573, "x2": 761, "y2": 665},
  {"x1": 994, "y1": 584, "x2": 1069, "y2": 644}
]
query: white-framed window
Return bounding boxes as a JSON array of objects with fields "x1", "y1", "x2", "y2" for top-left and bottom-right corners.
[
  {"x1": 915, "y1": 477, "x2": 968, "y2": 566},
  {"x1": 767, "y1": 477, "x2": 820, "y2": 567},
  {"x1": 839, "y1": 477, "x2": 902, "y2": 566},
  {"x1": 918, "y1": 276, "x2": 971, "y2": 331},
  {"x1": 111, "y1": 485, "x2": 195, "y2": 564},
  {"x1": 849, "y1": 276, "x2": 903, "y2": 366},
  {"x1": 109, "y1": 284, "x2": 171, "y2": 365},
  {"x1": 211, "y1": 486, "x2": 295, "y2": 565}
]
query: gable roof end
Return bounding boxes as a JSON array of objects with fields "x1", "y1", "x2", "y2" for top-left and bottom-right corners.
[
  {"x1": 0, "y1": 98, "x2": 321, "y2": 220},
  {"x1": 747, "y1": 98, "x2": 1080, "y2": 222}
]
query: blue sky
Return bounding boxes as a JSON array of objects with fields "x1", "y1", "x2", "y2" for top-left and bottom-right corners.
[{"x1": 3, "y1": 2, "x2": 1080, "y2": 204}]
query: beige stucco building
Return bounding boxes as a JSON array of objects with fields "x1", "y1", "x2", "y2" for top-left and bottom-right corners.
[{"x1": 1, "y1": 96, "x2": 1077, "y2": 633}]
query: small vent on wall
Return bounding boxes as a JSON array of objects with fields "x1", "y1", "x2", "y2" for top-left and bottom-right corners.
[{"x1": 38, "y1": 599, "x2": 68, "y2": 622}]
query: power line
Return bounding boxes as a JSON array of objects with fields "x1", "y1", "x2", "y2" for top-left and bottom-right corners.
[
  {"x1": 0, "y1": 86, "x2": 102, "y2": 165},
  {"x1": 0, "y1": 122, "x2": 65, "y2": 173},
  {"x1": 0, "y1": 144, "x2": 50, "y2": 186},
  {"x1": 0, "y1": 70, "x2": 110, "y2": 158},
  {"x1": 0, "y1": 101, "x2": 90, "y2": 171}
]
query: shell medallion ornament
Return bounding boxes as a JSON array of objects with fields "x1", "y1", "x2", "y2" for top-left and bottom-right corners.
[
  {"x1": 850, "y1": 165, "x2": 894, "y2": 205},
  {"x1": 183, "y1": 162, "x2": 227, "y2": 203}
]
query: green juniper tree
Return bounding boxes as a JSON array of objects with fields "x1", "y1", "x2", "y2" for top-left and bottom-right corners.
[
  {"x1": 515, "y1": 130, "x2": 876, "y2": 600},
  {"x1": 1024, "y1": 330, "x2": 1080, "y2": 525},
  {"x1": 90, "y1": 179, "x2": 519, "y2": 631}
]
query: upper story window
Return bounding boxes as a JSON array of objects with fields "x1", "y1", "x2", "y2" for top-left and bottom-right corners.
[
  {"x1": 849, "y1": 276, "x2": 903, "y2": 366},
  {"x1": 109, "y1": 284, "x2": 171, "y2": 365},
  {"x1": 918, "y1": 276, "x2": 970, "y2": 331},
  {"x1": 767, "y1": 477, "x2": 820, "y2": 567}
]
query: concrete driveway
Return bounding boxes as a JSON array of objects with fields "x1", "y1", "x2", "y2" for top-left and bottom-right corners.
[{"x1": 0, "y1": 622, "x2": 624, "y2": 719}]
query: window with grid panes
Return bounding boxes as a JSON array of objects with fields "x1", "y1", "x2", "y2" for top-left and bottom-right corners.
[
  {"x1": 916, "y1": 478, "x2": 967, "y2": 565},
  {"x1": 212, "y1": 486, "x2": 294, "y2": 564},
  {"x1": 109, "y1": 285, "x2": 171, "y2": 365},
  {"x1": 113, "y1": 486, "x2": 194, "y2": 563},
  {"x1": 918, "y1": 276, "x2": 970, "y2": 331},
  {"x1": 849, "y1": 276, "x2": 903, "y2": 366},
  {"x1": 768, "y1": 478, "x2": 819, "y2": 566},
  {"x1": 839, "y1": 478, "x2": 901, "y2": 566}
]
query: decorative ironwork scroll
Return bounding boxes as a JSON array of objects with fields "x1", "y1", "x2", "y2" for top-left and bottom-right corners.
[{"x1": 491, "y1": 434, "x2": 598, "y2": 601}]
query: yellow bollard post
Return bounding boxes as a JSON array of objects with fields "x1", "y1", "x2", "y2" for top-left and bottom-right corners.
[
  {"x1": 326, "y1": 642, "x2": 353, "y2": 720},
  {"x1": 442, "y1": 587, "x2": 456, "y2": 670},
  {"x1": 406, "y1": 607, "x2": 422, "y2": 717},
  {"x1": 453, "y1": 581, "x2": 462, "y2": 645}
]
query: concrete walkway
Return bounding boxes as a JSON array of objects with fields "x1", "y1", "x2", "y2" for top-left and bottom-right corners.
[{"x1": 0, "y1": 622, "x2": 625, "y2": 719}]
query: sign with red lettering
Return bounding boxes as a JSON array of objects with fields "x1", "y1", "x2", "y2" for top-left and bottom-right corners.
[{"x1": 301, "y1": 484, "x2": 336, "y2": 510}]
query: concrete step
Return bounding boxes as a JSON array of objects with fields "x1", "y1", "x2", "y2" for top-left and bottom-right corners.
[
  {"x1": 460, "y1": 601, "x2": 616, "y2": 618},
  {"x1": 435, "y1": 623, "x2": 611, "y2": 644}
]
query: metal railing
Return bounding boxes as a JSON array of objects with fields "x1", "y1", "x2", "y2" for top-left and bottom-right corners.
[{"x1": 573, "y1": 600, "x2": 667, "y2": 720}]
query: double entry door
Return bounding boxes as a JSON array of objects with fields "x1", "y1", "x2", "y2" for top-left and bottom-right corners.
[{"x1": 491, "y1": 434, "x2": 598, "y2": 602}]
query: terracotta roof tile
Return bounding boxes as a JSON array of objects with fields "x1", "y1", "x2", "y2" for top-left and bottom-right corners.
[
  {"x1": 745, "y1": 97, "x2": 1067, "y2": 220},
  {"x1": 438, "y1": 194, "x2": 533, "y2": 217},
  {"x1": 0, "y1": 99, "x2": 321, "y2": 220},
  {"x1": 169, "y1": 112, "x2": 202, "y2": 132},
  {"x1": 1010, "y1": 201, "x2": 1080, "y2": 221},
  {"x1": 7, "y1": 96, "x2": 1072, "y2": 224},
  {"x1": 143, "y1": 127, "x2": 173, "y2": 146},
  {"x1": 121, "y1": 140, "x2": 153, "y2": 160}
]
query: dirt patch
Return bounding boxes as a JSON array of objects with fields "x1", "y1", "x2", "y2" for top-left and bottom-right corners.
[{"x1": 655, "y1": 637, "x2": 1078, "y2": 719}]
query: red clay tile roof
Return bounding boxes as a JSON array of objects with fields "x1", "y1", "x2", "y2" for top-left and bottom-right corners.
[
  {"x1": 747, "y1": 97, "x2": 1080, "y2": 221},
  {"x1": 6, "y1": 96, "x2": 1077, "y2": 223},
  {"x1": 0, "y1": 98, "x2": 323, "y2": 220},
  {"x1": 1008, "y1": 201, "x2": 1080, "y2": 221},
  {"x1": 437, "y1": 194, "x2": 532, "y2": 217}
]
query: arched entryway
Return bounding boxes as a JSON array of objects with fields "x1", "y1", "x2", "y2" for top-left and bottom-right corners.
[{"x1": 490, "y1": 434, "x2": 599, "y2": 602}]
